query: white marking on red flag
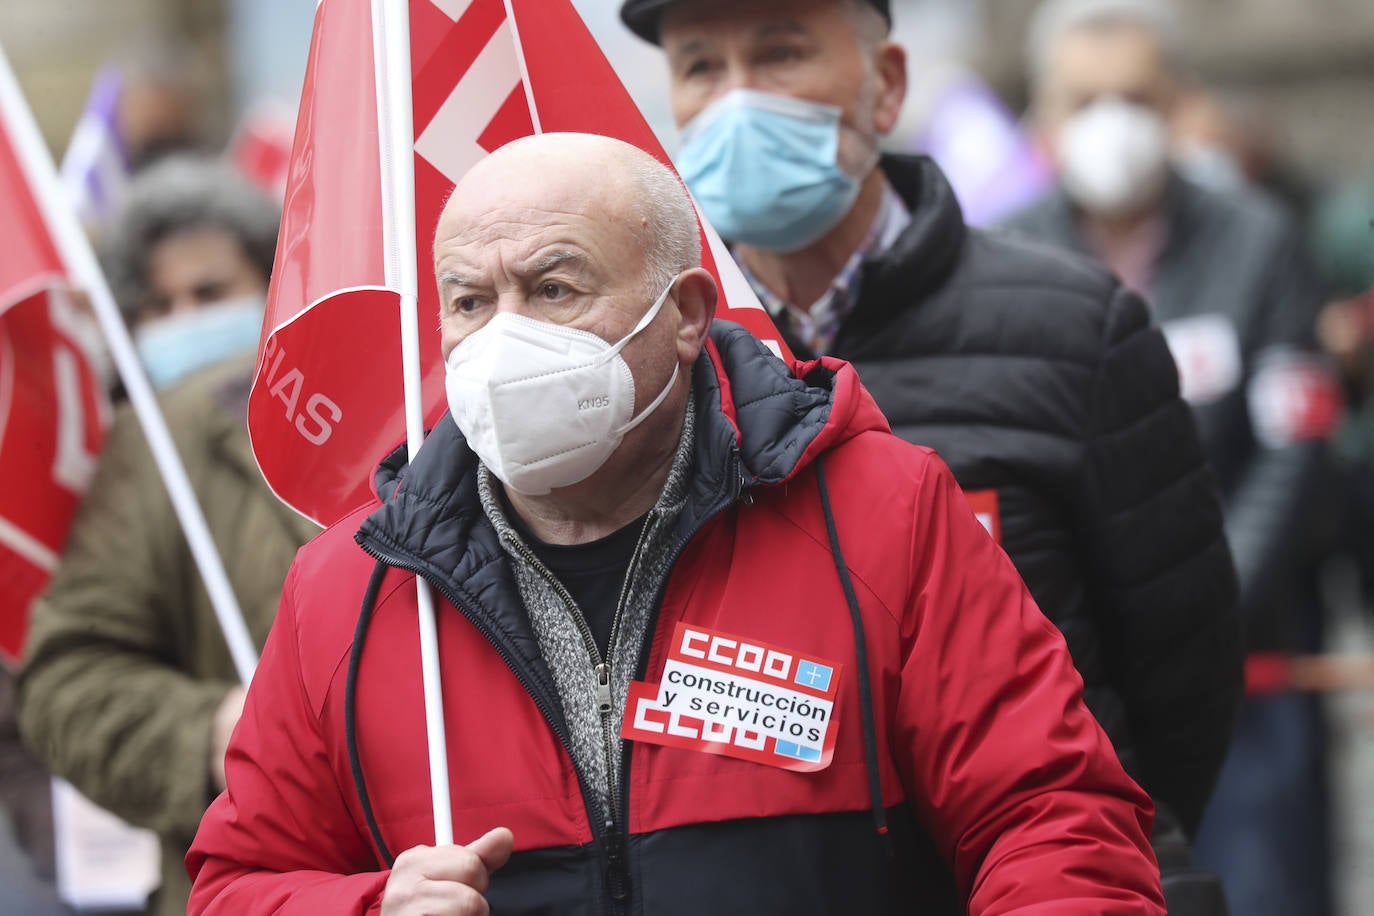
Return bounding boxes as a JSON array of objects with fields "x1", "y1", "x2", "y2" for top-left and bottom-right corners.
[
  {"x1": 429, "y1": 0, "x2": 477, "y2": 21},
  {"x1": 0, "y1": 514, "x2": 58, "y2": 571},
  {"x1": 413, "y1": 20, "x2": 522, "y2": 185}
]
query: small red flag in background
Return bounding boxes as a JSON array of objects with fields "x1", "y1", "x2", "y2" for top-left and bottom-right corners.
[
  {"x1": 226, "y1": 101, "x2": 296, "y2": 201},
  {"x1": 0, "y1": 114, "x2": 108, "y2": 665},
  {"x1": 251, "y1": 0, "x2": 788, "y2": 529}
]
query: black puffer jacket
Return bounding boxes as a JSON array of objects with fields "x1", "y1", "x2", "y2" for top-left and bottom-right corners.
[
  {"x1": 783, "y1": 155, "x2": 1242, "y2": 836},
  {"x1": 1004, "y1": 177, "x2": 1333, "y2": 653}
]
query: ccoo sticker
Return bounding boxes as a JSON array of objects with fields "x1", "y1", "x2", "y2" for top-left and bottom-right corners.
[{"x1": 622, "y1": 623, "x2": 842, "y2": 772}]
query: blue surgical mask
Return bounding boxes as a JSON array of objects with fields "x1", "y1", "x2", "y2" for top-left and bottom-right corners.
[
  {"x1": 134, "y1": 295, "x2": 265, "y2": 390},
  {"x1": 676, "y1": 89, "x2": 872, "y2": 253}
]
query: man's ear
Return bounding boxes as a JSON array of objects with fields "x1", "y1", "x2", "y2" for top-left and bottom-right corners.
[
  {"x1": 673, "y1": 268, "x2": 718, "y2": 364},
  {"x1": 872, "y1": 41, "x2": 908, "y2": 136}
]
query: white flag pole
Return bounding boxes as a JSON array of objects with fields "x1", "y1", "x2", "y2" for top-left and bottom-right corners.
[
  {"x1": 372, "y1": 0, "x2": 454, "y2": 845},
  {"x1": 0, "y1": 43, "x2": 259, "y2": 685},
  {"x1": 503, "y1": 0, "x2": 541, "y2": 133}
]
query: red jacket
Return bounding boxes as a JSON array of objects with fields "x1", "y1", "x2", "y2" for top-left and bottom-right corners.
[{"x1": 188, "y1": 324, "x2": 1164, "y2": 915}]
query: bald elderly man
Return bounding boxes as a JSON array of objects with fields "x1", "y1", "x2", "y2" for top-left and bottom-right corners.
[{"x1": 187, "y1": 133, "x2": 1164, "y2": 916}]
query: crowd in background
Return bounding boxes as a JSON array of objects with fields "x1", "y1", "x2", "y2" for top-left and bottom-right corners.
[{"x1": 0, "y1": 0, "x2": 1371, "y2": 913}]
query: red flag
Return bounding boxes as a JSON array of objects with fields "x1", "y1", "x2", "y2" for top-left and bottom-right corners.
[
  {"x1": 225, "y1": 101, "x2": 296, "y2": 201},
  {"x1": 0, "y1": 110, "x2": 65, "y2": 305},
  {"x1": 251, "y1": 0, "x2": 789, "y2": 528},
  {"x1": 0, "y1": 120, "x2": 108, "y2": 664}
]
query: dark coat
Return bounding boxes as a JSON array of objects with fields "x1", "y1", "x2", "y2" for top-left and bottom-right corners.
[
  {"x1": 1003, "y1": 175, "x2": 1334, "y2": 653},
  {"x1": 798, "y1": 155, "x2": 1243, "y2": 836}
]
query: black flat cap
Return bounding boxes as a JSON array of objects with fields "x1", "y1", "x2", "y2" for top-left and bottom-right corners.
[{"x1": 619, "y1": 0, "x2": 892, "y2": 45}]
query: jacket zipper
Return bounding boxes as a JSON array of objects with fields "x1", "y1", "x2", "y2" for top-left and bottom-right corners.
[
  {"x1": 501, "y1": 517, "x2": 652, "y2": 812},
  {"x1": 610, "y1": 455, "x2": 750, "y2": 901},
  {"x1": 501, "y1": 514, "x2": 654, "y2": 907}
]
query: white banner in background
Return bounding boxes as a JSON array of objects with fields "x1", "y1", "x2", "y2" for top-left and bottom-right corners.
[{"x1": 52, "y1": 778, "x2": 160, "y2": 911}]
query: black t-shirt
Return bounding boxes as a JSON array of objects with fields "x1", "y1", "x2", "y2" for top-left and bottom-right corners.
[{"x1": 507, "y1": 502, "x2": 648, "y2": 659}]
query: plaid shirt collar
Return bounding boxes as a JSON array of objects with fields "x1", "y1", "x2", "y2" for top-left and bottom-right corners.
[{"x1": 738, "y1": 182, "x2": 910, "y2": 356}]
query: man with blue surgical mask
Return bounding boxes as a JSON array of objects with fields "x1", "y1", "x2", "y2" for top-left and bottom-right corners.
[
  {"x1": 645, "y1": 0, "x2": 903, "y2": 355},
  {"x1": 18, "y1": 155, "x2": 318, "y2": 916},
  {"x1": 1005, "y1": 3, "x2": 1341, "y2": 915},
  {"x1": 622, "y1": 1, "x2": 1242, "y2": 912}
]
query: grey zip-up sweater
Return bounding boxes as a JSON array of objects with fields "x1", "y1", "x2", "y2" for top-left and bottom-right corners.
[{"x1": 477, "y1": 397, "x2": 695, "y2": 820}]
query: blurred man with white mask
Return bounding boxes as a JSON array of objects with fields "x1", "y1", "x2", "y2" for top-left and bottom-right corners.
[{"x1": 1005, "y1": 3, "x2": 1341, "y2": 915}]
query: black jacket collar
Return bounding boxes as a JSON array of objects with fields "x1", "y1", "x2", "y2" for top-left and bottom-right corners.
[
  {"x1": 773, "y1": 155, "x2": 968, "y2": 360},
  {"x1": 866, "y1": 154, "x2": 969, "y2": 301}
]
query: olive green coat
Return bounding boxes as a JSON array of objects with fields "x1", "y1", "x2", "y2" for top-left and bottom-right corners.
[{"x1": 18, "y1": 355, "x2": 318, "y2": 916}]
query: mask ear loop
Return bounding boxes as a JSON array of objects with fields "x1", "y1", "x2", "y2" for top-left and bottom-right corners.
[
  {"x1": 614, "y1": 361, "x2": 681, "y2": 437},
  {"x1": 835, "y1": 106, "x2": 882, "y2": 181},
  {"x1": 596, "y1": 279, "x2": 677, "y2": 365},
  {"x1": 606, "y1": 277, "x2": 683, "y2": 435}
]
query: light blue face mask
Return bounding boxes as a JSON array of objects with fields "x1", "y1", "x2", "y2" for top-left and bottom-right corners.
[
  {"x1": 134, "y1": 295, "x2": 265, "y2": 390},
  {"x1": 676, "y1": 89, "x2": 872, "y2": 253}
]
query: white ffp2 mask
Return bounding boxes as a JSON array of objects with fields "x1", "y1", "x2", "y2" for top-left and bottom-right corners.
[
  {"x1": 445, "y1": 283, "x2": 680, "y2": 496},
  {"x1": 1057, "y1": 97, "x2": 1170, "y2": 217}
]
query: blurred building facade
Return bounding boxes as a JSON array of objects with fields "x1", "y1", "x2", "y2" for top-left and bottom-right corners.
[
  {"x1": 0, "y1": 0, "x2": 230, "y2": 152},
  {"x1": 3, "y1": 0, "x2": 1371, "y2": 186}
]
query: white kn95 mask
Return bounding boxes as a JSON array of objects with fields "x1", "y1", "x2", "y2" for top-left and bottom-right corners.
[
  {"x1": 1057, "y1": 96, "x2": 1170, "y2": 217},
  {"x1": 445, "y1": 282, "x2": 680, "y2": 496}
]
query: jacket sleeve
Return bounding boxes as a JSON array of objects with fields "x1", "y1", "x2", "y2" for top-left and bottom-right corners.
[
  {"x1": 187, "y1": 560, "x2": 389, "y2": 914},
  {"x1": 1076, "y1": 284, "x2": 1243, "y2": 835},
  {"x1": 1224, "y1": 229, "x2": 1334, "y2": 621},
  {"x1": 892, "y1": 456, "x2": 1165, "y2": 915},
  {"x1": 17, "y1": 409, "x2": 232, "y2": 842}
]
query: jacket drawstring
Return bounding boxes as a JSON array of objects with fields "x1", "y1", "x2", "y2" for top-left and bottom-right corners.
[
  {"x1": 815, "y1": 456, "x2": 892, "y2": 855},
  {"x1": 346, "y1": 559, "x2": 396, "y2": 868}
]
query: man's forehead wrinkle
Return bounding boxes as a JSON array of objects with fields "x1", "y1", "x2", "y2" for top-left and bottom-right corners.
[
  {"x1": 440, "y1": 197, "x2": 640, "y2": 262},
  {"x1": 672, "y1": 36, "x2": 712, "y2": 56},
  {"x1": 680, "y1": 19, "x2": 809, "y2": 44},
  {"x1": 445, "y1": 225, "x2": 599, "y2": 261},
  {"x1": 434, "y1": 228, "x2": 609, "y2": 284},
  {"x1": 757, "y1": 19, "x2": 810, "y2": 40},
  {"x1": 443, "y1": 201, "x2": 603, "y2": 242}
]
